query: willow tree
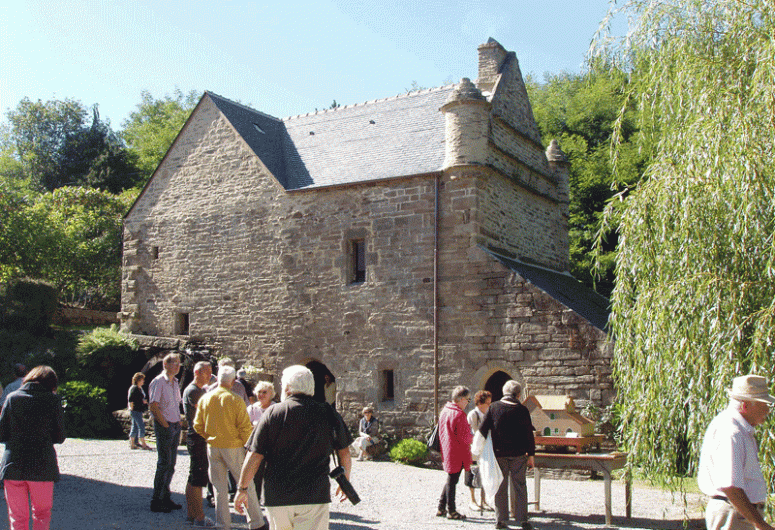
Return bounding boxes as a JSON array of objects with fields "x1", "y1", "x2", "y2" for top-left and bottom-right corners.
[{"x1": 594, "y1": 0, "x2": 775, "y2": 489}]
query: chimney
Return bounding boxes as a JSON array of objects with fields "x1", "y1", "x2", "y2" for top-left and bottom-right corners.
[
  {"x1": 546, "y1": 139, "x2": 570, "y2": 215},
  {"x1": 477, "y1": 38, "x2": 508, "y2": 93}
]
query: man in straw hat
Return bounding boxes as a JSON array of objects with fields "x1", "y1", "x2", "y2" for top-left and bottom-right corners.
[{"x1": 698, "y1": 375, "x2": 775, "y2": 530}]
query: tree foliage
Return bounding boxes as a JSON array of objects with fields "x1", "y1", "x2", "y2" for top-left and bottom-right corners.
[
  {"x1": 4, "y1": 98, "x2": 140, "y2": 192},
  {"x1": 121, "y1": 89, "x2": 198, "y2": 180},
  {"x1": 595, "y1": 0, "x2": 775, "y2": 491},
  {"x1": 0, "y1": 184, "x2": 136, "y2": 310},
  {"x1": 527, "y1": 69, "x2": 648, "y2": 296}
]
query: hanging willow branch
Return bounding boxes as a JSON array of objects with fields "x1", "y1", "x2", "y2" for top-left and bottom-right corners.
[{"x1": 593, "y1": 0, "x2": 775, "y2": 496}]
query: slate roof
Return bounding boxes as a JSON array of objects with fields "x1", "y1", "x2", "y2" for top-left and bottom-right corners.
[
  {"x1": 207, "y1": 87, "x2": 453, "y2": 191},
  {"x1": 482, "y1": 247, "x2": 611, "y2": 331}
]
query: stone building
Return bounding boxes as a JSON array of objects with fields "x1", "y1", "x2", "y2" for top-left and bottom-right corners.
[{"x1": 120, "y1": 38, "x2": 612, "y2": 431}]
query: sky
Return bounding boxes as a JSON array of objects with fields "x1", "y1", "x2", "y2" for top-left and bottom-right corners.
[{"x1": 0, "y1": 0, "x2": 621, "y2": 129}]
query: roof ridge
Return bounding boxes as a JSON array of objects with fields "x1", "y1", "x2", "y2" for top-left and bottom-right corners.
[
  {"x1": 205, "y1": 90, "x2": 281, "y2": 122},
  {"x1": 282, "y1": 84, "x2": 457, "y2": 121}
]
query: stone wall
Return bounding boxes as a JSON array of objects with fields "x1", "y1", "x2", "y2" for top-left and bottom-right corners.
[
  {"x1": 122, "y1": 53, "x2": 611, "y2": 435},
  {"x1": 54, "y1": 307, "x2": 119, "y2": 327}
]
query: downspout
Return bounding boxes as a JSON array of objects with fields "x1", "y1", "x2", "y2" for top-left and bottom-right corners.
[{"x1": 433, "y1": 174, "x2": 440, "y2": 419}]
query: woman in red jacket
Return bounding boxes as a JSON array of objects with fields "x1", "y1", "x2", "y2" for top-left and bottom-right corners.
[{"x1": 436, "y1": 385, "x2": 473, "y2": 520}]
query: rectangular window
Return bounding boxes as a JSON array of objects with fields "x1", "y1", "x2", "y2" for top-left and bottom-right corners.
[
  {"x1": 381, "y1": 369, "x2": 394, "y2": 401},
  {"x1": 176, "y1": 312, "x2": 190, "y2": 335},
  {"x1": 351, "y1": 239, "x2": 366, "y2": 283},
  {"x1": 151, "y1": 246, "x2": 159, "y2": 260}
]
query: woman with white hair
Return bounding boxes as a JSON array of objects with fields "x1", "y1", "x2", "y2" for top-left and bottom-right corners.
[
  {"x1": 247, "y1": 382, "x2": 276, "y2": 426},
  {"x1": 436, "y1": 385, "x2": 473, "y2": 520},
  {"x1": 246, "y1": 381, "x2": 276, "y2": 503}
]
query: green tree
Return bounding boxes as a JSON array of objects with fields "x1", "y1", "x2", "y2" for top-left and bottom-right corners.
[
  {"x1": 526, "y1": 69, "x2": 648, "y2": 297},
  {"x1": 0, "y1": 176, "x2": 46, "y2": 282},
  {"x1": 121, "y1": 89, "x2": 198, "y2": 181},
  {"x1": 595, "y1": 0, "x2": 775, "y2": 490},
  {"x1": 5, "y1": 98, "x2": 140, "y2": 192},
  {"x1": 31, "y1": 187, "x2": 133, "y2": 309}
]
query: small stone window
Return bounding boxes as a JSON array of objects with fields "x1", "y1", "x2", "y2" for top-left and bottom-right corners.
[
  {"x1": 381, "y1": 369, "x2": 394, "y2": 401},
  {"x1": 151, "y1": 246, "x2": 159, "y2": 260},
  {"x1": 549, "y1": 413, "x2": 555, "y2": 420},
  {"x1": 350, "y1": 239, "x2": 366, "y2": 284},
  {"x1": 175, "y1": 312, "x2": 190, "y2": 335}
]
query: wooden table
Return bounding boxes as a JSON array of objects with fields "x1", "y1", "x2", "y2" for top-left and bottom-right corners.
[
  {"x1": 532, "y1": 452, "x2": 630, "y2": 526},
  {"x1": 534, "y1": 434, "x2": 604, "y2": 453}
]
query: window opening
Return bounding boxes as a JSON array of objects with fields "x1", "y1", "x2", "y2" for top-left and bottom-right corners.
[
  {"x1": 352, "y1": 239, "x2": 365, "y2": 283},
  {"x1": 176, "y1": 312, "x2": 190, "y2": 335},
  {"x1": 381, "y1": 369, "x2": 394, "y2": 401}
]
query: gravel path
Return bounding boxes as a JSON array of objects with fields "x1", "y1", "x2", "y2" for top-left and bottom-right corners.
[{"x1": 0, "y1": 439, "x2": 705, "y2": 529}]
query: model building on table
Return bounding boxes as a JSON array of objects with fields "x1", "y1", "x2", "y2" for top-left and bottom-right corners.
[{"x1": 523, "y1": 395, "x2": 595, "y2": 437}]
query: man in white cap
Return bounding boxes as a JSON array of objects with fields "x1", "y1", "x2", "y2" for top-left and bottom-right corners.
[{"x1": 698, "y1": 374, "x2": 775, "y2": 530}]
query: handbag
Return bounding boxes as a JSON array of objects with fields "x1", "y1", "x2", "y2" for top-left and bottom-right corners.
[
  {"x1": 427, "y1": 424, "x2": 441, "y2": 452},
  {"x1": 464, "y1": 464, "x2": 482, "y2": 488}
]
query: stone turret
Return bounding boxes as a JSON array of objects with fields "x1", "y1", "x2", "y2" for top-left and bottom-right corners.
[
  {"x1": 440, "y1": 78, "x2": 490, "y2": 169},
  {"x1": 546, "y1": 139, "x2": 570, "y2": 217},
  {"x1": 477, "y1": 38, "x2": 509, "y2": 94}
]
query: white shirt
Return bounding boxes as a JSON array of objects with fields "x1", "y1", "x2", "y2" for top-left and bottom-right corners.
[
  {"x1": 248, "y1": 403, "x2": 270, "y2": 425},
  {"x1": 697, "y1": 404, "x2": 767, "y2": 503},
  {"x1": 467, "y1": 407, "x2": 485, "y2": 433}
]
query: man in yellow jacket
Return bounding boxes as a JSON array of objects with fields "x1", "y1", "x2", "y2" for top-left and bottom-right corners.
[{"x1": 194, "y1": 366, "x2": 268, "y2": 530}]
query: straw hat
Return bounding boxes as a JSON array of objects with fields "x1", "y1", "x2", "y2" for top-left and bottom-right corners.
[{"x1": 727, "y1": 375, "x2": 775, "y2": 404}]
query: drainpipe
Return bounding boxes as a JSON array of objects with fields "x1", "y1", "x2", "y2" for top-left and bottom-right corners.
[{"x1": 433, "y1": 174, "x2": 440, "y2": 419}]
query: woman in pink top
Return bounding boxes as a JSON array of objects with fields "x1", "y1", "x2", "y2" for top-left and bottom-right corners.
[{"x1": 436, "y1": 385, "x2": 473, "y2": 520}]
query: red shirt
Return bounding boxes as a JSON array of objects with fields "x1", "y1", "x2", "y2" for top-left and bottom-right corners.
[{"x1": 439, "y1": 401, "x2": 473, "y2": 473}]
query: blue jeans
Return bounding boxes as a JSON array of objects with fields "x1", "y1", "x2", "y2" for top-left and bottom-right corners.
[
  {"x1": 129, "y1": 410, "x2": 145, "y2": 439},
  {"x1": 152, "y1": 420, "x2": 181, "y2": 501}
]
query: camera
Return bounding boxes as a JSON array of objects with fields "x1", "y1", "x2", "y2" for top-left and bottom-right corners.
[{"x1": 329, "y1": 465, "x2": 360, "y2": 505}]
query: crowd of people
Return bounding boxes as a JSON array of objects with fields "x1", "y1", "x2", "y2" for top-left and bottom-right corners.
[
  {"x1": 141, "y1": 356, "x2": 350, "y2": 530},
  {"x1": 2, "y1": 357, "x2": 775, "y2": 530}
]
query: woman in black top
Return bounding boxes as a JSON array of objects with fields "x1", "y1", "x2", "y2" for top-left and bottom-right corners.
[
  {"x1": 0, "y1": 365, "x2": 65, "y2": 530},
  {"x1": 127, "y1": 372, "x2": 151, "y2": 450}
]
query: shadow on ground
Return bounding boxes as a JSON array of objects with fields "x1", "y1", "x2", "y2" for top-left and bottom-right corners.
[
  {"x1": 532, "y1": 511, "x2": 705, "y2": 530},
  {"x1": 0, "y1": 474, "x2": 200, "y2": 530},
  {"x1": 330, "y1": 510, "x2": 382, "y2": 530}
]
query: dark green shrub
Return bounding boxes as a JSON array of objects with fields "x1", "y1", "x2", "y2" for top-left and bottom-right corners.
[
  {"x1": 59, "y1": 380, "x2": 116, "y2": 438},
  {"x1": 0, "y1": 327, "x2": 83, "y2": 387},
  {"x1": 389, "y1": 438, "x2": 428, "y2": 465},
  {"x1": 0, "y1": 278, "x2": 58, "y2": 334},
  {"x1": 76, "y1": 325, "x2": 139, "y2": 377},
  {"x1": 76, "y1": 325, "x2": 142, "y2": 410}
]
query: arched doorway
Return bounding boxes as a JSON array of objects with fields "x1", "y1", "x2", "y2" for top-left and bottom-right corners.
[
  {"x1": 485, "y1": 370, "x2": 512, "y2": 402},
  {"x1": 304, "y1": 360, "x2": 334, "y2": 404}
]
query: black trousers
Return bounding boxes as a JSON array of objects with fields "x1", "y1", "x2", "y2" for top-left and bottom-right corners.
[{"x1": 438, "y1": 470, "x2": 462, "y2": 512}]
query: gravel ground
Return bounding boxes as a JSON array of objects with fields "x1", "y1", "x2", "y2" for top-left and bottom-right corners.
[{"x1": 0, "y1": 439, "x2": 706, "y2": 530}]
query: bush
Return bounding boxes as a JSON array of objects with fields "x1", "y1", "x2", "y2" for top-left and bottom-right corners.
[
  {"x1": 76, "y1": 325, "x2": 143, "y2": 411},
  {"x1": 0, "y1": 327, "x2": 82, "y2": 387},
  {"x1": 389, "y1": 438, "x2": 428, "y2": 465},
  {"x1": 59, "y1": 380, "x2": 116, "y2": 438},
  {"x1": 76, "y1": 325, "x2": 139, "y2": 385},
  {"x1": 0, "y1": 278, "x2": 58, "y2": 334}
]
